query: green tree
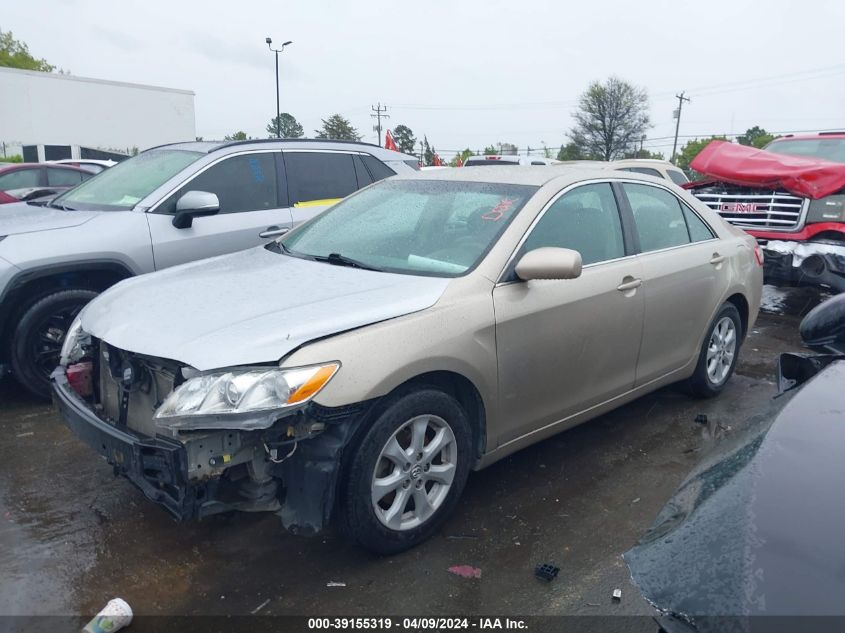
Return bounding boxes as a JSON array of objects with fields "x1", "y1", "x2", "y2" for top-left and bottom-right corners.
[
  {"x1": 556, "y1": 142, "x2": 591, "y2": 161},
  {"x1": 267, "y1": 113, "x2": 304, "y2": 139},
  {"x1": 392, "y1": 125, "x2": 417, "y2": 154},
  {"x1": 623, "y1": 148, "x2": 665, "y2": 160},
  {"x1": 569, "y1": 77, "x2": 650, "y2": 160},
  {"x1": 449, "y1": 148, "x2": 474, "y2": 167},
  {"x1": 422, "y1": 136, "x2": 434, "y2": 166},
  {"x1": 482, "y1": 145, "x2": 499, "y2": 155},
  {"x1": 315, "y1": 114, "x2": 361, "y2": 141},
  {"x1": 737, "y1": 126, "x2": 776, "y2": 149},
  {"x1": 223, "y1": 131, "x2": 252, "y2": 141},
  {"x1": 0, "y1": 29, "x2": 55, "y2": 71},
  {"x1": 677, "y1": 136, "x2": 729, "y2": 178}
]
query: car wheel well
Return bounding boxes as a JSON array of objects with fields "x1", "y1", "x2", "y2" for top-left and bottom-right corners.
[
  {"x1": 0, "y1": 266, "x2": 131, "y2": 358},
  {"x1": 726, "y1": 293, "x2": 749, "y2": 340},
  {"x1": 391, "y1": 371, "x2": 487, "y2": 464}
]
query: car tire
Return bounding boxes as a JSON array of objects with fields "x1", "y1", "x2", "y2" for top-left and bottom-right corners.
[
  {"x1": 337, "y1": 388, "x2": 472, "y2": 555},
  {"x1": 11, "y1": 288, "x2": 98, "y2": 399},
  {"x1": 687, "y1": 302, "x2": 742, "y2": 398}
]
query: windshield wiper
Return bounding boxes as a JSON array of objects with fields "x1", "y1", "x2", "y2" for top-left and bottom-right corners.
[{"x1": 314, "y1": 252, "x2": 382, "y2": 272}]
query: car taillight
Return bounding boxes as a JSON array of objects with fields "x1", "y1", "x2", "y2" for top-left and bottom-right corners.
[
  {"x1": 754, "y1": 245, "x2": 764, "y2": 266},
  {"x1": 67, "y1": 361, "x2": 94, "y2": 397}
]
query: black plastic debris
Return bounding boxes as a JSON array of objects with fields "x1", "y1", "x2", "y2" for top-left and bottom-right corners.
[
  {"x1": 534, "y1": 563, "x2": 559, "y2": 581},
  {"x1": 694, "y1": 413, "x2": 708, "y2": 425}
]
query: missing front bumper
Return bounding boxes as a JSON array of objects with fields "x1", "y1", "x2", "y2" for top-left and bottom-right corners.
[{"x1": 763, "y1": 240, "x2": 845, "y2": 292}]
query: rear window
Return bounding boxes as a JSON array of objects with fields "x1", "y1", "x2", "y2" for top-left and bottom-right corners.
[
  {"x1": 667, "y1": 169, "x2": 689, "y2": 185},
  {"x1": 621, "y1": 167, "x2": 663, "y2": 178}
]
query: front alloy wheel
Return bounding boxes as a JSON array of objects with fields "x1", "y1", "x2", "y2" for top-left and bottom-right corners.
[
  {"x1": 338, "y1": 388, "x2": 471, "y2": 554},
  {"x1": 371, "y1": 414, "x2": 457, "y2": 531}
]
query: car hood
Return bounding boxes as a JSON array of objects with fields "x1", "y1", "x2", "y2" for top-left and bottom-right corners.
[
  {"x1": 624, "y1": 357, "x2": 845, "y2": 628},
  {"x1": 0, "y1": 203, "x2": 99, "y2": 235},
  {"x1": 80, "y1": 246, "x2": 451, "y2": 370},
  {"x1": 689, "y1": 140, "x2": 845, "y2": 199}
]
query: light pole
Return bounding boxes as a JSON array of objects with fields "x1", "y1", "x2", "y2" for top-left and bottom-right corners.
[{"x1": 265, "y1": 37, "x2": 293, "y2": 138}]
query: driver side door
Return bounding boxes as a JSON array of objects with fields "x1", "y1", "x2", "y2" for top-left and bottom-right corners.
[
  {"x1": 146, "y1": 151, "x2": 293, "y2": 269},
  {"x1": 492, "y1": 182, "x2": 645, "y2": 445}
]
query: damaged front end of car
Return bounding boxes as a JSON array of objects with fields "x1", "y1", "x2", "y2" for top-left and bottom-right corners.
[{"x1": 52, "y1": 319, "x2": 371, "y2": 535}]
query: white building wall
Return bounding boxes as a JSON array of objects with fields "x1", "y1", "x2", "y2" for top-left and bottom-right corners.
[{"x1": 0, "y1": 67, "x2": 196, "y2": 155}]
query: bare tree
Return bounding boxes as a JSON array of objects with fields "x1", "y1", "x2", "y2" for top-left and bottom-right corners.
[{"x1": 569, "y1": 77, "x2": 650, "y2": 161}]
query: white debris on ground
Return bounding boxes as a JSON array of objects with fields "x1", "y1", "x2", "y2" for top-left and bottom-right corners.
[{"x1": 760, "y1": 285, "x2": 792, "y2": 315}]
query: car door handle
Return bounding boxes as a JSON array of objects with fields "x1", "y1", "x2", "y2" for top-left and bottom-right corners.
[
  {"x1": 617, "y1": 278, "x2": 642, "y2": 292},
  {"x1": 710, "y1": 253, "x2": 726, "y2": 265},
  {"x1": 259, "y1": 225, "x2": 290, "y2": 239}
]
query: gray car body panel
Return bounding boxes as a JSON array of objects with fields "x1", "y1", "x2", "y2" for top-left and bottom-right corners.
[{"x1": 79, "y1": 246, "x2": 450, "y2": 370}]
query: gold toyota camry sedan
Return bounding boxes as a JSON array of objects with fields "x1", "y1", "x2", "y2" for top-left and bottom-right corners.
[{"x1": 54, "y1": 166, "x2": 763, "y2": 553}]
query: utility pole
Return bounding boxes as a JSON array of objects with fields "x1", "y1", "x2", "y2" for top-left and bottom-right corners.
[
  {"x1": 371, "y1": 103, "x2": 389, "y2": 146},
  {"x1": 671, "y1": 92, "x2": 690, "y2": 165},
  {"x1": 639, "y1": 135, "x2": 646, "y2": 158}
]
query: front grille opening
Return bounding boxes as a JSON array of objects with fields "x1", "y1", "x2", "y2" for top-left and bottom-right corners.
[{"x1": 692, "y1": 184, "x2": 805, "y2": 231}]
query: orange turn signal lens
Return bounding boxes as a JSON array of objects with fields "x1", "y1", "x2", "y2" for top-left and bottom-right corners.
[{"x1": 286, "y1": 364, "x2": 339, "y2": 404}]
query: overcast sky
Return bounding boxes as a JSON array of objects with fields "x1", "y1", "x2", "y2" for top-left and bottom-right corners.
[{"x1": 6, "y1": 0, "x2": 845, "y2": 158}]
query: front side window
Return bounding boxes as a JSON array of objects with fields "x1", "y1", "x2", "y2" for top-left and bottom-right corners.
[
  {"x1": 55, "y1": 149, "x2": 202, "y2": 211},
  {"x1": 158, "y1": 153, "x2": 277, "y2": 215},
  {"x1": 281, "y1": 179, "x2": 537, "y2": 277},
  {"x1": 47, "y1": 167, "x2": 86, "y2": 186},
  {"x1": 0, "y1": 168, "x2": 40, "y2": 190},
  {"x1": 624, "y1": 183, "x2": 691, "y2": 252},
  {"x1": 285, "y1": 152, "x2": 359, "y2": 206},
  {"x1": 521, "y1": 183, "x2": 626, "y2": 265}
]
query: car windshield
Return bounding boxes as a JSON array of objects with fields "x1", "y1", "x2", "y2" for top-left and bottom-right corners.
[
  {"x1": 52, "y1": 149, "x2": 203, "y2": 210},
  {"x1": 765, "y1": 138, "x2": 845, "y2": 163},
  {"x1": 280, "y1": 179, "x2": 538, "y2": 277}
]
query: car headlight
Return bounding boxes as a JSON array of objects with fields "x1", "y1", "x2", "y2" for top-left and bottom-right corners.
[
  {"x1": 808, "y1": 195, "x2": 845, "y2": 223},
  {"x1": 59, "y1": 316, "x2": 91, "y2": 366},
  {"x1": 154, "y1": 362, "x2": 340, "y2": 430}
]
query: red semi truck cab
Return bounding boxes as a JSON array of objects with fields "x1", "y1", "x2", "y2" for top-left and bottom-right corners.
[{"x1": 687, "y1": 133, "x2": 845, "y2": 293}]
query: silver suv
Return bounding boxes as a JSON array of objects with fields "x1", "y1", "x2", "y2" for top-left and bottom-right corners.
[{"x1": 0, "y1": 139, "x2": 417, "y2": 397}]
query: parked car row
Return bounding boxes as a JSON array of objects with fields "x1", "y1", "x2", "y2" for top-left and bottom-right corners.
[
  {"x1": 45, "y1": 160, "x2": 762, "y2": 552},
  {"x1": 0, "y1": 161, "x2": 94, "y2": 204},
  {"x1": 0, "y1": 139, "x2": 418, "y2": 397}
]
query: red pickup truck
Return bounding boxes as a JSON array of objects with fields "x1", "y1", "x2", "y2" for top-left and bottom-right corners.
[{"x1": 686, "y1": 133, "x2": 845, "y2": 293}]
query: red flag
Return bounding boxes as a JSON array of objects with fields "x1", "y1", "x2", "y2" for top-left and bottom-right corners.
[
  {"x1": 456, "y1": 156, "x2": 463, "y2": 167},
  {"x1": 384, "y1": 129, "x2": 398, "y2": 151},
  {"x1": 433, "y1": 153, "x2": 443, "y2": 167}
]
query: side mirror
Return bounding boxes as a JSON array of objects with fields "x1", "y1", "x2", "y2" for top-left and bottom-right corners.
[
  {"x1": 172, "y1": 190, "x2": 220, "y2": 229},
  {"x1": 515, "y1": 247, "x2": 583, "y2": 281}
]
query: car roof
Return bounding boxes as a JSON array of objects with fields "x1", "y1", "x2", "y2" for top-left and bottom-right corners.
[
  {"x1": 147, "y1": 138, "x2": 418, "y2": 161},
  {"x1": 393, "y1": 164, "x2": 661, "y2": 187}
]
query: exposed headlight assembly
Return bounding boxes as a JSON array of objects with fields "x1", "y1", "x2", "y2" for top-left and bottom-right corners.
[
  {"x1": 59, "y1": 316, "x2": 92, "y2": 366},
  {"x1": 154, "y1": 363, "x2": 340, "y2": 430}
]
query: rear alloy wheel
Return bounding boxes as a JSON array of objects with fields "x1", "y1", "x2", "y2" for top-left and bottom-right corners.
[
  {"x1": 338, "y1": 389, "x2": 471, "y2": 554},
  {"x1": 11, "y1": 289, "x2": 98, "y2": 399},
  {"x1": 687, "y1": 303, "x2": 742, "y2": 398}
]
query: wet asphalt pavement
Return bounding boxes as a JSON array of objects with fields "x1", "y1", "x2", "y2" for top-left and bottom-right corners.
[{"x1": 0, "y1": 286, "x2": 827, "y2": 623}]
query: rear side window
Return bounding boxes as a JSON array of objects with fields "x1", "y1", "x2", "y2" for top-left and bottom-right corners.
[
  {"x1": 352, "y1": 155, "x2": 373, "y2": 188},
  {"x1": 621, "y1": 167, "x2": 663, "y2": 178},
  {"x1": 285, "y1": 152, "x2": 359, "y2": 206},
  {"x1": 158, "y1": 152, "x2": 278, "y2": 215},
  {"x1": 667, "y1": 169, "x2": 689, "y2": 185},
  {"x1": 624, "y1": 183, "x2": 691, "y2": 252},
  {"x1": 522, "y1": 183, "x2": 625, "y2": 265},
  {"x1": 361, "y1": 155, "x2": 396, "y2": 182},
  {"x1": 0, "y1": 168, "x2": 40, "y2": 190},
  {"x1": 47, "y1": 167, "x2": 86, "y2": 186},
  {"x1": 683, "y1": 205, "x2": 715, "y2": 242}
]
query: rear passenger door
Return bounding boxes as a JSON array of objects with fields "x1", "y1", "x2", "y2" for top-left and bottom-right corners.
[
  {"x1": 283, "y1": 150, "x2": 392, "y2": 226},
  {"x1": 619, "y1": 182, "x2": 728, "y2": 384},
  {"x1": 146, "y1": 151, "x2": 291, "y2": 269}
]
